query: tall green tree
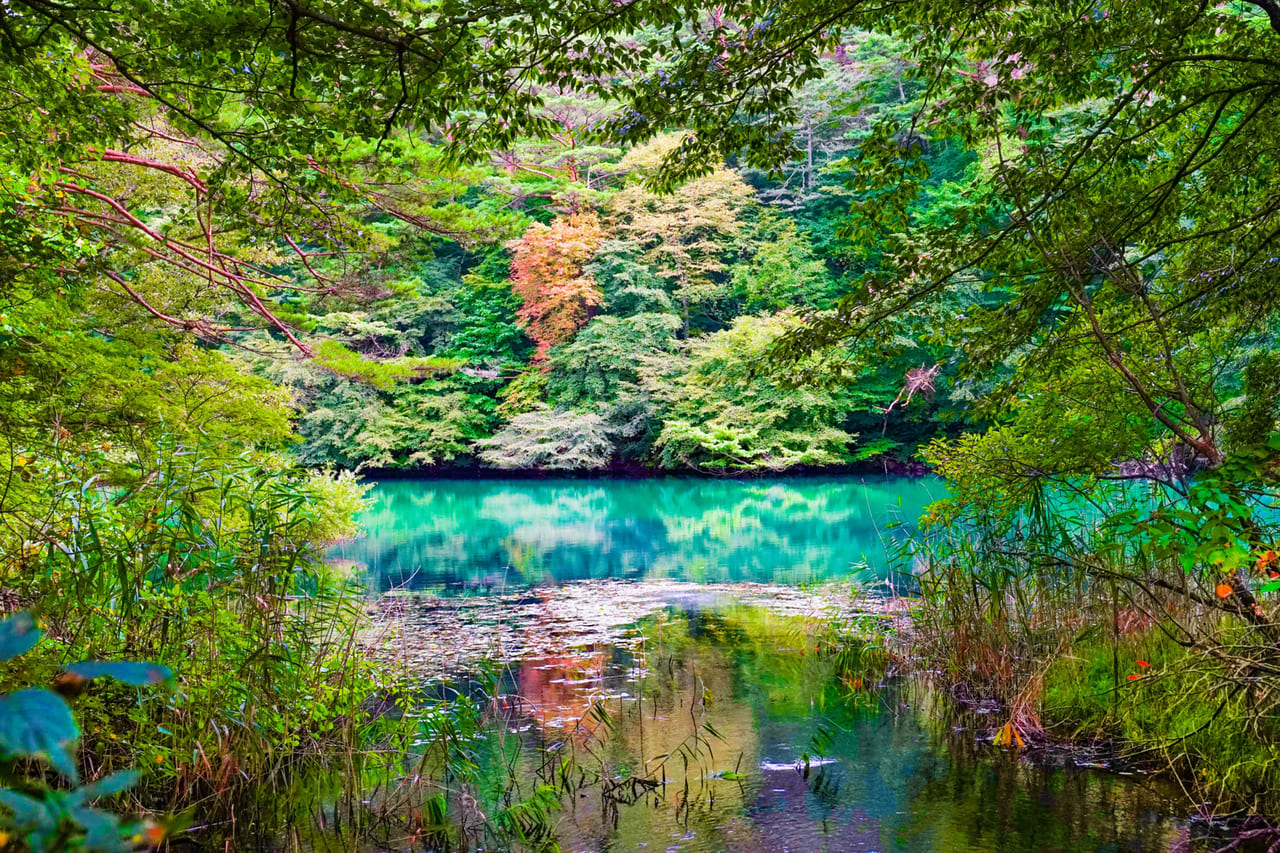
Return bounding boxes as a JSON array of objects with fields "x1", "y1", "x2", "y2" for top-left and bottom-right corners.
[
  {"x1": 609, "y1": 137, "x2": 758, "y2": 333},
  {"x1": 653, "y1": 314, "x2": 855, "y2": 471}
]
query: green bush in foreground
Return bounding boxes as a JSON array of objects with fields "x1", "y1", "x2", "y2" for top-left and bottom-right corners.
[
  {"x1": 1, "y1": 437, "x2": 388, "y2": 815},
  {"x1": 0, "y1": 612, "x2": 170, "y2": 852}
]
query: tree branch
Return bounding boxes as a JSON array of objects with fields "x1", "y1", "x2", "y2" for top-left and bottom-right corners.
[{"x1": 1244, "y1": 0, "x2": 1280, "y2": 33}]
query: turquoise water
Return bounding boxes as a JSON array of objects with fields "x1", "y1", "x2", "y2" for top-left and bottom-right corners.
[
  {"x1": 318, "y1": 476, "x2": 1210, "y2": 852},
  {"x1": 331, "y1": 475, "x2": 943, "y2": 592}
]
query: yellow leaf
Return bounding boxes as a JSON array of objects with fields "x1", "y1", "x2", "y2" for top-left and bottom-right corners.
[{"x1": 994, "y1": 721, "x2": 1024, "y2": 749}]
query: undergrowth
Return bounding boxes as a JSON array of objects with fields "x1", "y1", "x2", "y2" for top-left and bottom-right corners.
[{"x1": 900, "y1": 461, "x2": 1280, "y2": 819}]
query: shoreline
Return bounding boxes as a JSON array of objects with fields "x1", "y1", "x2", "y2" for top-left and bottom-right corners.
[{"x1": 334, "y1": 456, "x2": 935, "y2": 481}]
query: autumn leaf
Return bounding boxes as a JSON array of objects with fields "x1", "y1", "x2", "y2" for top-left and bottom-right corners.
[
  {"x1": 508, "y1": 213, "x2": 605, "y2": 359},
  {"x1": 993, "y1": 721, "x2": 1024, "y2": 749}
]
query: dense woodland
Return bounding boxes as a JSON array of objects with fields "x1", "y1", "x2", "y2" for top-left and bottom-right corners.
[
  {"x1": 14, "y1": 39, "x2": 967, "y2": 476},
  {"x1": 5, "y1": 0, "x2": 1280, "y2": 847}
]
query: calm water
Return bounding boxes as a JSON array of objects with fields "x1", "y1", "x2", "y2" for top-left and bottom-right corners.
[
  {"x1": 482, "y1": 606, "x2": 1193, "y2": 853},
  {"x1": 331, "y1": 476, "x2": 943, "y2": 592},
  {"x1": 323, "y1": 602, "x2": 1197, "y2": 853},
  {"x1": 321, "y1": 477, "x2": 1214, "y2": 853}
]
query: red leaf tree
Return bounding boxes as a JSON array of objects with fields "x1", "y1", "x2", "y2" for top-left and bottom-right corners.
[{"x1": 509, "y1": 213, "x2": 606, "y2": 360}]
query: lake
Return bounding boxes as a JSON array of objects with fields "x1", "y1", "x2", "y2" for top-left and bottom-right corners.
[
  {"x1": 320, "y1": 477, "x2": 1214, "y2": 852},
  {"x1": 330, "y1": 475, "x2": 944, "y2": 592}
]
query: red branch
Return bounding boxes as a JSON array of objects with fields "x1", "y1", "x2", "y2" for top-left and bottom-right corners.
[
  {"x1": 96, "y1": 84, "x2": 153, "y2": 96},
  {"x1": 104, "y1": 270, "x2": 224, "y2": 337},
  {"x1": 85, "y1": 149, "x2": 208, "y2": 193},
  {"x1": 283, "y1": 234, "x2": 338, "y2": 288},
  {"x1": 53, "y1": 181, "x2": 313, "y2": 354}
]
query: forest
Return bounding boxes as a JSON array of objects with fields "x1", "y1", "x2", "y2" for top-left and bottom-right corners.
[
  {"x1": 156, "y1": 39, "x2": 966, "y2": 476},
  {"x1": 4, "y1": 0, "x2": 1280, "y2": 849}
]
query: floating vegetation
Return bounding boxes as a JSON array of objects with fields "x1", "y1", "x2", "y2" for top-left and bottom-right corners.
[{"x1": 366, "y1": 579, "x2": 886, "y2": 679}]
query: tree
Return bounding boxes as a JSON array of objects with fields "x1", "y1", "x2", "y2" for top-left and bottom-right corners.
[
  {"x1": 540, "y1": 312, "x2": 681, "y2": 461},
  {"x1": 732, "y1": 212, "x2": 836, "y2": 311},
  {"x1": 725, "y1": 0, "x2": 1280, "y2": 795},
  {"x1": 588, "y1": 239, "x2": 678, "y2": 316},
  {"x1": 0, "y1": 1, "x2": 636, "y2": 352},
  {"x1": 546, "y1": 313, "x2": 681, "y2": 407},
  {"x1": 609, "y1": 137, "x2": 757, "y2": 333},
  {"x1": 773, "y1": 3, "x2": 1280, "y2": 468},
  {"x1": 486, "y1": 86, "x2": 624, "y2": 210},
  {"x1": 652, "y1": 314, "x2": 854, "y2": 472},
  {"x1": 475, "y1": 410, "x2": 615, "y2": 470},
  {"x1": 508, "y1": 213, "x2": 606, "y2": 359}
]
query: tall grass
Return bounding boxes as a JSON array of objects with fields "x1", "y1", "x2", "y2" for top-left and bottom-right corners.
[
  {"x1": 899, "y1": 473, "x2": 1280, "y2": 817},
  {"x1": 0, "y1": 437, "x2": 395, "y2": 823}
]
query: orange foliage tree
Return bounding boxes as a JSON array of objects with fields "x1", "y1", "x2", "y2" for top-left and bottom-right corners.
[{"x1": 508, "y1": 213, "x2": 606, "y2": 360}]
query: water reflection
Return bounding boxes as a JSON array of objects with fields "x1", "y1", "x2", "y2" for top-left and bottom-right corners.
[
  {"x1": 332, "y1": 476, "x2": 943, "y2": 592},
  {"x1": 312, "y1": 474, "x2": 1225, "y2": 853},
  {"x1": 470, "y1": 606, "x2": 1190, "y2": 853}
]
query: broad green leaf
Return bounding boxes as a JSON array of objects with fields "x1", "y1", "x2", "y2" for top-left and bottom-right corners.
[
  {"x1": 63, "y1": 661, "x2": 173, "y2": 686},
  {"x1": 71, "y1": 806, "x2": 131, "y2": 853},
  {"x1": 0, "y1": 613, "x2": 42, "y2": 662},
  {"x1": 76, "y1": 770, "x2": 141, "y2": 802},
  {"x1": 0, "y1": 688, "x2": 81, "y2": 782},
  {"x1": 0, "y1": 788, "x2": 61, "y2": 850},
  {"x1": 0, "y1": 788, "x2": 55, "y2": 827}
]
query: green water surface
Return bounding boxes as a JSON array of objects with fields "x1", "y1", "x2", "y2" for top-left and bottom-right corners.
[
  {"x1": 332, "y1": 476, "x2": 943, "y2": 592},
  {"x1": 316, "y1": 477, "x2": 1210, "y2": 852},
  {"x1": 483, "y1": 606, "x2": 1191, "y2": 853}
]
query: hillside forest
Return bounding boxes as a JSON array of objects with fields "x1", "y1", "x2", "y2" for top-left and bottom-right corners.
[{"x1": 66, "y1": 40, "x2": 970, "y2": 476}]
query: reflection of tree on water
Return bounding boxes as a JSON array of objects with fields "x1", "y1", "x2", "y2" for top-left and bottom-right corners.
[
  {"x1": 516, "y1": 652, "x2": 608, "y2": 731},
  {"x1": 514, "y1": 609, "x2": 763, "y2": 853},
  {"x1": 513, "y1": 587, "x2": 610, "y2": 730},
  {"x1": 332, "y1": 476, "x2": 943, "y2": 592},
  {"x1": 471, "y1": 606, "x2": 1186, "y2": 853}
]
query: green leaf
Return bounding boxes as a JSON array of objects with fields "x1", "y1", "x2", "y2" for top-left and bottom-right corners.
[
  {"x1": 71, "y1": 806, "x2": 131, "y2": 853},
  {"x1": 0, "y1": 788, "x2": 55, "y2": 828},
  {"x1": 77, "y1": 770, "x2": 141, "y2": 802},
  {"x1": 0, "y1": 788, "x2": 62, "y2": 851},
  {"x1": 63, "y1": 661, "x2": 173, "y2": 686},
  {"x1": 0, "y1": 688, "x2": 81, "y2": 782},
  {"x1": 0, "y1": 612, "x2": 42, "y2": 662}
]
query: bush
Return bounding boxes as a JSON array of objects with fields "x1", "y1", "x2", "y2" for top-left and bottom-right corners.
[
  {"x1": 474, "y1": 409, "x2": 615, "y2": 469},
  {"x1": 0, "y1": 438, "x2": 389, "y2": 810},
  {"x1": 0, "y1": 613, "x2": 171, "y2": 852}
]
